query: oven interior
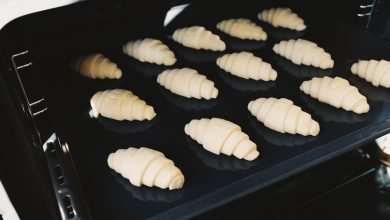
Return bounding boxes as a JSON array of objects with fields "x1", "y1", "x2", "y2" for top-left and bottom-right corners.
[{"x1": 1, "y1": 0, "x2": 390, "y2": 219}]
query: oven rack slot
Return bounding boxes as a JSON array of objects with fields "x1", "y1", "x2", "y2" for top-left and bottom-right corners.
[{"x1": 43, "y1": 133, "x2": 81, "y2": 220}]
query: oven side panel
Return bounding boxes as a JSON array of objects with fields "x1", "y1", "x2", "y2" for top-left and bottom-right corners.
[{"x1": 0, "y1": 33, "x2": 61, "y2": 220}]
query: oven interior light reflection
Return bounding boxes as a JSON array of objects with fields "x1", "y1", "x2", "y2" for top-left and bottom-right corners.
[{"x1": 164, "y1": 4, "x2": 190, "y2": 27}]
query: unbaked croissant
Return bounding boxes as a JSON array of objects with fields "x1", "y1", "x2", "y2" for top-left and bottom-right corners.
[
  {"x1": 185, "y1": 118, "x2": 259, "y2": 161},
  {"x1": 300, "y1": 76, "x2": 370, "y2": 114},
  {"x1": 351, "y1": 59, "x2": 390, "y2": 88},
  {"x1": 172, "y1": 26, "x2": 226, "y2": 51},
  {"x1": 273, "y1": 39, "x2": 334, "y2": 69},
  {"x1": 157, "y1": 68, "x2": 218, "y2": 99},
  {"x1": 216, "y1": 52, "x2": 277, "y2": 81},
  {"x1": 108, "y1": 147, "x2": 184, "y2": 190},
  {"x1": 72, "y1": 53, "x2": 122, "y2": 79},
  {"x1": 248, "y1": 97, "x2": 320, "y2": 136},
  {"x1": 216, "y1": 18, "x2": 267, "y2": 41},
  {"x1": 257, "y1": 7, "x2": 306, "y2": 31},
  {"x1": 90, "y1": 89, "x2": 156, "y2": 121},
  {"x1": 122, "y1": 38, "x2": 176, "y2": 66}
]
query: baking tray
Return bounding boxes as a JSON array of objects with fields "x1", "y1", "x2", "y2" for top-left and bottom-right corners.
[{"x1": 25, "y1": 0, "x2": 390, "y2": 219}]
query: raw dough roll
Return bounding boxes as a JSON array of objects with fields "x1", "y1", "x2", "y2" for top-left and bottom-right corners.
[
  {"x1": 273, "y1": 39, "x2": 334, "y2": 69},
  {"x1": 71, "y1": 53, "x2": 122, "y2": 79},
  {"x1": 108, "y1": 147, "x2": 184, "y2": 190},
  {"x1": 157, "y1": 68, "x2": 218, "y2": 100},
  {"x1": 216, "y1": 52, "x2": 277, "y2": 81},
  {"x1": 172, "y1": 26, "x2": 226, "y2": 51},
  {"x1": 300, "y1": 76, "x2": 370, "y2": 114},
  {"x1": 90, "y1": 89, "x2": 156, "y2": 121},
  {"x1": 257, "y1": 7, "x2": 306, "y2": 31},
  {"x1": 123, "y1": 38, "x2": 176, "y2": 66},
  {"x1": 248, "y1": 97, "x2": 320, "y2": 136},
  {"x1": 216, "y1": 18, "x2": 267, "y2": 41},
  {"x1": 351, "y1": 59, "x2": 390, "y2": 88},
  {"x1": 185, "y1": 118, "x2": 259, "y2": 161}
]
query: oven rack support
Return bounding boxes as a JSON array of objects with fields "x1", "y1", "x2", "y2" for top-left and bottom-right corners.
[
  {"x1": 43, "y1": 133, "x2": 81, "y2": 220},
  {"x1": 10, "y1": 50, "x2": 85, "y2": 220},
  {"x1": 10, "y1": 50, "x2": 48, "y2": 146}
]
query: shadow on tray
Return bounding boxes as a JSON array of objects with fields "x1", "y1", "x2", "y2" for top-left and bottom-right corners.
[
  {"x1": 348, "y1": 75, "x2": 390, "y2": 102},
  {"x1": 300, "y1": 93, "x2": 365, "y2": 124},
  {"x1": 217, "y1": 33, "x2": 267, "y2": 51},
  {"x1": 217, "y1": 69, "x2": 276, "y2": 92},
  {"x1": 272, "y1": 55, "x2": 332, "y2": 79},
  {"x1": 171, "y1": 42, "x2": 223, "y2": 63},
  {"x1": 185, "y1": 137, "x2": 257, "y2": 171},
  {"x1": 160, "y1": 89, "x2": 218, "y2": 111},
  {"x1": 112, "y1": 172, "x2": 183, "y2": 203},
  {"x1": 125, "y1": 57, "x2": 166, "y2": 78},
  {"x1": 97, "y1": 116, "x2": 156, "y2": 134},
  {"x1": 260, "y1": 22, "x2": 305, "y2": 41}
]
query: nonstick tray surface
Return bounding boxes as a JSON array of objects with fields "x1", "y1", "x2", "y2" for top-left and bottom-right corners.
[{"x1": 31, "y1": 0, "x2": 390, "y2": 219}]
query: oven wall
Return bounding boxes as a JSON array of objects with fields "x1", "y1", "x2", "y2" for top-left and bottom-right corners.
[{"x1": 0, "y1": 39, "x2": 60, "y2": 219}]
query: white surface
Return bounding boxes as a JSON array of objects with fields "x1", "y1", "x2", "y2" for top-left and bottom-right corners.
[
  {"x1": 0, "y1": 0, "x2": 82, "y2": 30},
  {"x1": 377, "y1": 133, "x2": 390, "y2": 155},
  {"x1": 0, "y1": 181, "x2": 19, "y2": 220}
]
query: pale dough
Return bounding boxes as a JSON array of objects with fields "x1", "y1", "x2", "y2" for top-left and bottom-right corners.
[
  {"x1": 257, "y1": 7, "x2": 306, "y2": 31},
  {"x1": 108, "y1": 147, "x2": 184, "y2": 190},
  {"x1": 185, "y1": 118, "x2": 259, "y2": 161},
  {"x1": 172, "y1": 26, "x2": 226, "y2": 51},
  {"x1": 90, "y1": 89, "x2": 156, "y2": 121},
  {"x1": 351, "y1": 59, "x2": 390, "y2": 88},
  {"x1": 216, "y1": 18, "x2": 267, "y2": 41},
  {"x1": 123, "y1": 38, "x2": 176, "y2": 66},
  {"x1": 71, "y1": 53, "x2": 122, "y2": 79},
  {"x1": 157, "y1": 68, "x2": 218, "y2": 100},
  {"x1": 248, "y1": 97, "x2": 320, "y2": 136},
  {"x1": 273, "y1": 39, "x2": 334, "y2": 69},
  {"x1": 300, "y1": 76, "x2": 370, "y2": 114},
  {"x1": 217, "y1": 52, "x2": 277, "y2": 81}
]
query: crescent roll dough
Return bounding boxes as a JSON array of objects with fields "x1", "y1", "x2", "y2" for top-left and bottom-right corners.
[
  {"x1": 300, "y1": 76, "x2": 370, "y2": 114},
  {"x1": 217, "y1": 52, "x2": 277, "y2": 81},
  {"x1": 185, "y1": 118, "x2": 259, "y2": 161},
  {"x1": 108, "y1": 147, "x2": 184, "y2": 190},
  {"x1": 248, "y1": 97, "x2": 320, "y2": 136},
  {"x1": 122, "y1": 38, "x2": 176, "y2": 66},
  {"x1": 351, "y1": 59, "x2": 390, "y2": 88},
  {"x1": 90, "y1": 89, "x2": 156, "y2": 121},
  {"x1": 172, "y1": 26, "x2": 226, "y2": 51},
  {"x1": 216, "y1": 18, "x2": 267, "y2": 41},
  {"x1": 157, "y1": 68, "x2": 218, "y2": 100},
  {"x1": 273, "y1": 39, "x2": 334, "y2": 69},
  {"x1": 72, "y1": 53, "x2": 122, "y2": 79},
  {"x1": 257, "y1": 7, "x2": 306, "y2": 31}
]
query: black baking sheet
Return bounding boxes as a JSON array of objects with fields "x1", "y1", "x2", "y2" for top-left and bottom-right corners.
[{"x1": 33, "y1": 0, "x2": 390, "y2": 219}]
